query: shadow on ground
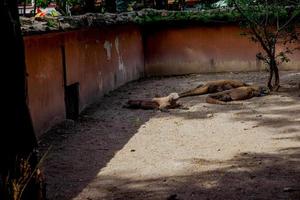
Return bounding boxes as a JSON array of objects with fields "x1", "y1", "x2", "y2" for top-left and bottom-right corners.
[
  {"x1": 38, "y1": 80, "x2": 161, "y2": 200},
  {"x1": 169, "y1": 84, "x2": 300, "y2": 134},
  {"x1": 96, "y1": 84, "x2": 299, "y2": 200},
  {"x1": 38, "y1": 72, "x2": 300, "y2": 200},
  {"x1": 95, "y1": 149, "x2": 300, "y2": 200}
]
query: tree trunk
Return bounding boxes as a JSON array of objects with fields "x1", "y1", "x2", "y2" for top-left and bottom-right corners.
[
  {"x1": 267, "y1": 58, "x2": 275, "y2": 90},
  {"x1": 84, "y1": 0, "x2": 95, "y2": 12},
  {"x1": 268, "y1": 56, "x2": 280, "y2": 91},
  {"x1": 0, "y1": 0, "x2": 40, "y2": 199},
  {"x1": 55, "y1": 0, "x2": 67, "y2": 15},
  {"x1": 1, "y1": 0, "x2": 37, "y2": 159},
  {"x1": 273, "y1": 63, "x2": 280, "y2": 91}
]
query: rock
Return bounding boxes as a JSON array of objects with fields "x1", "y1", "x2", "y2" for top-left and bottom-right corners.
[
  {"x1": 20, "y1": 16, "x2": 73, "y2": 34},
  {"x1": 207, "y1": 113, "x2": 214, "y2": 118}
]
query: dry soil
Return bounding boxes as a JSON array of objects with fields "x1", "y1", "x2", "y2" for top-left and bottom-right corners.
[{"x1": 39, "y1": 71, "x2": 300, "y2": 200}]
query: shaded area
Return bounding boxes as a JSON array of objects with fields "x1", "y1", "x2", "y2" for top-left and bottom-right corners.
[
  {"x1": 38, "y1": 71, "x2": 300, "y2": 200},
  {"x1": 93, "y1": 149, "x2": 300, "y2": 200},
  {"x1": 37, "y1": 75, "x2": 188, "y2": 200}
]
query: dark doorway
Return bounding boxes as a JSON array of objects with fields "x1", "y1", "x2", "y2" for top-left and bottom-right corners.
[
  {"x1": 65, "y1": 83, "x2": 80, "y2": 120},
  {"x1": 61, "y1": 45, "x2": 80, "y2": 120}
]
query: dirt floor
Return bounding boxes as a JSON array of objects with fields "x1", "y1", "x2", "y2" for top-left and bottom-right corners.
[{"x1": 39, "y1": 71, "x2": 300, "y2": 200}]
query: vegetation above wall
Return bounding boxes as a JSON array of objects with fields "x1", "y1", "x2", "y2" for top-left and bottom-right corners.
[
  {"x1": 132, "y1": 8, "x2": 239, "y2": 24},
  {"x1": 21, "y1": 6, "x2": 300, "y2": 35},
  {"x1": 21, "y1": 8, "x2": 241, "y2": 35}
]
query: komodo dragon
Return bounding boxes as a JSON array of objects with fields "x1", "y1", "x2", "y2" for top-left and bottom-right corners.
[
  {"x1": 124, "y1": 93, "x2": 180, "y2": 110},
  {"x1": 179, "y1": 80, "x2": 248, "y2": 98},
  {"x1": 206, "y1": 85, "x2": 270, "y2": 104}
]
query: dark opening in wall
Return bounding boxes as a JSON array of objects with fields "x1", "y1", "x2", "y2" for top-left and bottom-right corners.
[
  {"x1": 61, "y1": 45, "x2": 79, "y2": 120},
  {"x1": 65, "y1": 83, "x2": 79, "y2": 120}
]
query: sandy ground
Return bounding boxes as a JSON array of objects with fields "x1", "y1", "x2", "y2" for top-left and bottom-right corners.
[{"x1": 39, "y1": 71, "x2": 300, "y2": 200}]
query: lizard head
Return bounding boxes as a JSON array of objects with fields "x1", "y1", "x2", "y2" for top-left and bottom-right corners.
[
  {"x1": 168, "y1": 93, "x2": 180, "y2": 101},
  {"x1": 258, "y1": 86, "x2": 270, "y2": 96}
]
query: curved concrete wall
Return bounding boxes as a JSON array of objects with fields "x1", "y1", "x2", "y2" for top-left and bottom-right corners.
[
  {"x1": 24, "y1": 25, "x2": 144, "y2": 137},
  {"x1": 25, "y1": 34, "x2": 65, "y2": 137},
  {"x1": 144, "y1": 25, "x2": 300, "y2": 76},
  {"x1": 63, "y1": 26, "x2": 144, "y2": 111},
  {"x1": 24, "y1": 24, "x2": 300, "y2": 136}
]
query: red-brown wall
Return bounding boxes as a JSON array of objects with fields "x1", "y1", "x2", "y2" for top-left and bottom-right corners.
[
  {"x1": 64, "y1": 26, "x2": 144, "y2": 111},
  {"x1": 145, "y1": 25, "x2": 300, "y2": 76},
  {"x1": 24, "y1": 24, "x2": 300, "y2": 137},
  {"x1": 24, "y1": 34, "x2": 65, "y2": 137},
  {"x1": 24, "y1": 25, "x2": 144, "y2": 137}
]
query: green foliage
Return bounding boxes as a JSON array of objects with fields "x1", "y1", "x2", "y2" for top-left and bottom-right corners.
[
  {"x1": 46, "y1": 18, "x2": 58, "y2": 27},
  {"x1": 233, "y1": 0, "x2": 300, "y2": 60},
  {"x1": 233, "y1": 0, "x2": 300, "y2": 89},
  {"x1": 35, "y1": 0, "x2": 51, "y2": 8},
  {"x1": 133, "y1": 8, "x2": 240, "y2": 25}
]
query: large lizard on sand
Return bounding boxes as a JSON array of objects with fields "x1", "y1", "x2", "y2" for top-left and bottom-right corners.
[
  {"x1": 179, "y1": 80, "x2": 248, "y2": 98},
  {"x1": 124, "y1": 93, "x2": 180, "y2": 110},
  {"x1": 124, "y1": 80, "x2": 268, "y2": 109},
  {"x1": 206, "y1": 85, "x2": 270, "y2": 104}
]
